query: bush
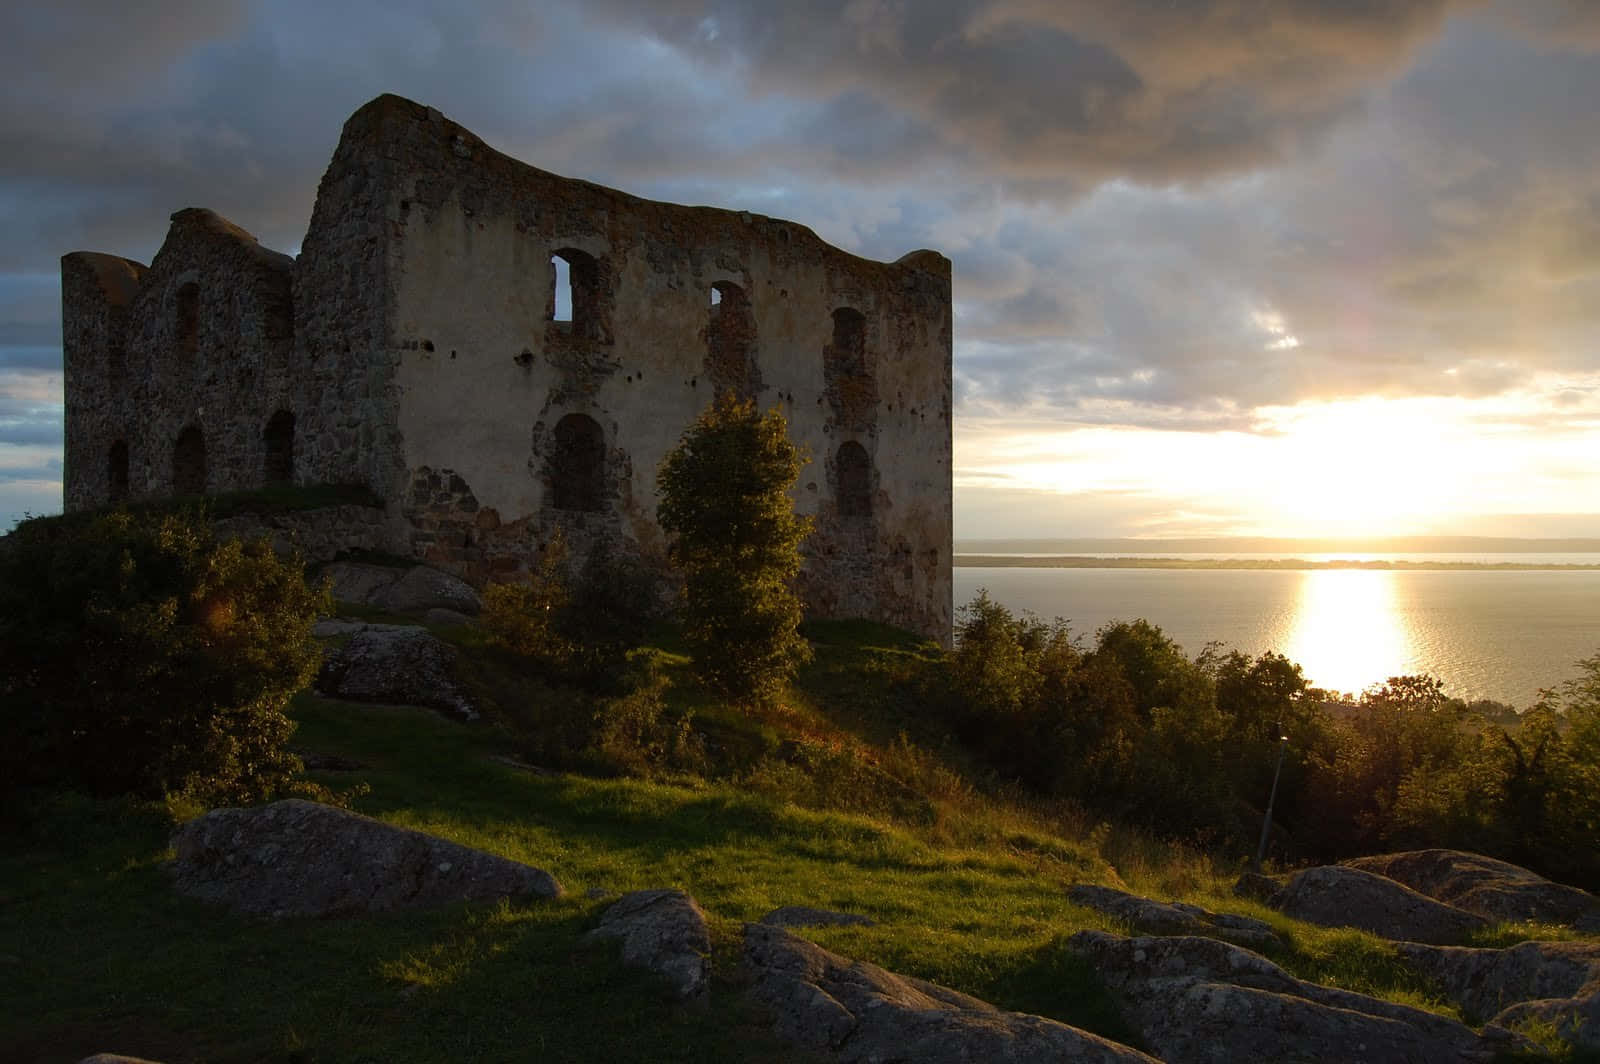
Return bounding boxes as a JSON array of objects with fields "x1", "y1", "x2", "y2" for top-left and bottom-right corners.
[
  {"x1": 0, "y1": 508, "x2": 329, "y2": 806},
  {"x1": 481, "y1": 537, "x2": 574, "y2": 670},
  {"x1": 657, "y1": 394, "x2": 812, "y2": 706}
]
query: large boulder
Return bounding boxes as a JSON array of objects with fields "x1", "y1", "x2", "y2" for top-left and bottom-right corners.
[
  {"x1": 1068, "y1": 884, "x2": 1282, "y2": 950},
  {"x1": 371, "y1": 565, "x2": 483, "y2": 615},
  {"x1": 1396, "y1": 940, "x2": 1600, "y2": 1020},
  {"x1": 1345, "y1": 850, "x2": 1600, "y2": 931},
  {"x1": 321, "y1": 561, "x2": 482, "y2": 616},
  {"x1": 170, "y1": 799, "x2": 561, "y2": 917},
  {"x1": 745, "y1": 922, "x2": 1158, "y2": 1063},
  {"x1": 1492, "y1": 986, "x2": 1600, "y2": 1054},
  {"x1": 1272, "y1": 865, "x2": 1488, "y2": 944},
  {"x1": 1069, "y1": 930, "x2": 1537, "y2": 1064},
  {"x1": 588, "y1": 889, "x2": 712, "y2": 1000},
  {"x1": 321, "y1": 561, "x2": 405, "y2": 606},
  {"x1": 316, "y1": 624, "x2": 477, "y2": 720}
]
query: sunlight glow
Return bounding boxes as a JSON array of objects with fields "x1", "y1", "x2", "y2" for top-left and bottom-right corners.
[
  {"x1": 1282, "y1": 571, "x2": 1415, "y2": 695},
  {"x1": 954, "y1": 380, "x2": 1600, "y2": 538}
]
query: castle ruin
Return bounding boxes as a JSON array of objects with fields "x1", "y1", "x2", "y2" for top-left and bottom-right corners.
[{"x1": 62, "y1": 94, "x2": 952, "y2": 642}]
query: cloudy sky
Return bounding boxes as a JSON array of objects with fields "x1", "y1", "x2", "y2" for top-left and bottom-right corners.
[{"x1": 4, "y1": 0, "x2": 1598, "y2": 538}]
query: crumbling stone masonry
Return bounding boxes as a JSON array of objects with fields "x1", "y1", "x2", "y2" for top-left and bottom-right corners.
[{"x1": 62, "y1": 94, "x2": 953, "y2": 643}]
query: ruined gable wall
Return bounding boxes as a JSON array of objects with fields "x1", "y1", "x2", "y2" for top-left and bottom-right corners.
[
  {"x1": 62, "y1": 251, "x2": 146, "y2": 511},
  {"x1": 355, "y1": 96, "x2": 951, "y2": 641},
  {"x1": 63, "y1": 210, "x2": 296, "y2": 507},
  {"x1": 292, "y1": 102, "x2": 406, "y2": 498}
]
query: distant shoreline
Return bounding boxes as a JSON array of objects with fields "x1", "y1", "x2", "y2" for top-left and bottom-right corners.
[{"x1": 954, "y1": 555, "x2": 1600, "y2": 571}]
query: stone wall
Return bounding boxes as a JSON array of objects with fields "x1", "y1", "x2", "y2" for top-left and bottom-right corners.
[
  {"x1": 63, "y1": 209, "x2": 298, "y2": 508},
  {"x1": 62, "y1": 93, "x2": 954, "y2": 644},
  {"x1": 343, "y1": 96, "x2": 953, "y2": 642},
  {"x1": 213, "y1": 505, "x2": 392, "y2": 565},
  {"x1": 62, "y1": 251, "x2": 145, "y2": 511}
]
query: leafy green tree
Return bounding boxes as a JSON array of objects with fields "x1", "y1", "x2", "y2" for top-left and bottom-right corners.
[
  {"x1": 657, "y1": 394, "x2": 813, "y2": 706},
  {"x1": 0, "y1": 507, "x2": 329, "y2": 806}
]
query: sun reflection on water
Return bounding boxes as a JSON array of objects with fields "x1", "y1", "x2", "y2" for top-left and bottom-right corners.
[{"x1": 1282, "y1": 570, "x2": 1415, "y2": 696}]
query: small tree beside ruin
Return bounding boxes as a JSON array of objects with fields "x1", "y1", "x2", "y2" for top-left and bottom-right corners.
[{"x1": 657, "y1": 394, "x2": 812, "y2": 706}]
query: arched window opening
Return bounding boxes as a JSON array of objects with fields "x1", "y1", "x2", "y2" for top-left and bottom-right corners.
[
  {"x1": 176, "y1": 283, "x2": 200, "y2": 359},
  {"x1": 707, "y1": 281, "x2": 758, "y2": 398},
  {"x1": 264, "y1": 410, "x2": 295, "y2": 485},
  {"x1": 551, "y1": 255, "x2": 572, "y2": 322},
  {"x1": 711, "y1": 281, "x2": 746, "y2": 314},
  {"x1": 108, "y1": 440, "x2": 129, "y2": 502},
  {"x1": 173, "y1": 425, "x2": 207, "y2": 497},
  {"x1": 550, "y1": 413, "x2": 606, "y2": 512},
  {"x1": 836, "y1": 441, "x2": 872, "y2": 518},
  {"x1": 550, "y1": 249, "x2": 600, "y2": 338},
  {"x1": 831, "y1": 307, "x2": 866, "y2": 375}
]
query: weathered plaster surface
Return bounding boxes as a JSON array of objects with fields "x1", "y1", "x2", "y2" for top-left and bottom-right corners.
[{"x1": 62, "y1": 94, "x2": 953, "y2": 643}]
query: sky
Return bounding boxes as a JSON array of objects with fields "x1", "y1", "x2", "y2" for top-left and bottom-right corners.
[{"x1": 3, "y1": 0, "x2": 1598, "y2": 539}]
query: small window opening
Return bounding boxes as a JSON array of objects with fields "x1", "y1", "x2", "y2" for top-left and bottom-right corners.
[
  {"x1": 550, "y1": 413, "x2": 606, "y2": 512},
  {"x1": 707, "y1": 281, "x2": 758, "y2": 397},
  {"x1": 831, "y1": 307, "x2": 866, "y2": 375},
  {"x1": 551, "y1": 255, "x2": 572, "y2": 323},
  {"x1": 108, "y1": 440, "x2": 129, "y2": 502},
  {"x1": 550, "y1": 249, "x2": 602, "y2": 339},
  {"x1": 264, "y1": 410, "x2": 294, "y2": 485},
  {"x1": 176, "y1": 283, "x2": 200, "y2": 358},
  {"x1": 173, "y1": 424, "x2": 207, "y2": 497},
  {"x1": 836, "y1": 441, "x2": 872, "y2": 518}
]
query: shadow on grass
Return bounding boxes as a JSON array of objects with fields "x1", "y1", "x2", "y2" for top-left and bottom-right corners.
[{"x1": 0, "y1": 793, "x2": 792, "y2": 1063}]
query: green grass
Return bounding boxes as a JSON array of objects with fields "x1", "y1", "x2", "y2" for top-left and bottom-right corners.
[{"x1": 4, "y1": 624, "x2": 1593, "y2": 1063}]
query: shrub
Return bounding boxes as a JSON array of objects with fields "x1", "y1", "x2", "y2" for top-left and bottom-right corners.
[
  {"x1": 657, "y1": 394, "x2": 812, "y2": 706},
  {"x1": 480, "y1": 537, "x2": 574, "y2": 669},
  {"x1": 0, "y1": 507, "x2": 329, "y2": 806}
]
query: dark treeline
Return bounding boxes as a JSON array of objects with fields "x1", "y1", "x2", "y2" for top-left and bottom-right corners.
[{"x1": 935, "y1": 591, "x2": 1600, "y2": 889}]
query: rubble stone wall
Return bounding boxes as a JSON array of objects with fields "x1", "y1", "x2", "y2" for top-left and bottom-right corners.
[{"x1": 62, "y1": 94, "x2": 953, "y2": 644}]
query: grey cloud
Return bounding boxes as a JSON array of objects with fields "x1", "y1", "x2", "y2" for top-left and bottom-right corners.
[
  {"x1": 1484, "y1": 0, "x2": 1600, "y2": 50},
  {"x1": 0, "y1": 347, "x2": 64, "y2": 371},
  {"x1": 0, "y1": 451, "x2": 62, "y2": 480},
  {"x1": 587, "y1": 0, "x2": 1472, "y2": 185},
  {"x1": 0, "y1": 423, "x2": 65, "y2": 448},
  {"x1": 2, "y1": 0, "x2": 1597, "y2": 454}
]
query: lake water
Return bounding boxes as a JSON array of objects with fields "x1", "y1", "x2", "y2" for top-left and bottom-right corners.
[{"x1": 953, "y1": 564, "x2": 1600, "y2": 707}]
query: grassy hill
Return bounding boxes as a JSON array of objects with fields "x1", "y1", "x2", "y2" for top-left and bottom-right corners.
[{"x1": 5, "y1": 620, "x2": 1584, "y2": 1064}]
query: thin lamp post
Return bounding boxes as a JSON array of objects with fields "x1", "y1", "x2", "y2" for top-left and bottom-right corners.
[{"x1": 1253, "y1": 726, "x2": 1290, "y2": 874}]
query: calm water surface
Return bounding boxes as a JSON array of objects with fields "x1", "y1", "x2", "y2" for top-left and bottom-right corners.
[{"x1": 953, "y1": 565, "x2": 1600, "y2": 706}]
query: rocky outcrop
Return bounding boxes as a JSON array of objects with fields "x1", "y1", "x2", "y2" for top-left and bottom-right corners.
[
  {"x1": 1493, "y1": 986, "x2": 1600, "y2": 1053},
  {"x1": 372, "y1": 565, "x2": 483, "y2": 615},
  {"x1": 1069, "y1": 930, "x2": 1537, "y2": 1064},
  {"x1": 321, "y1": 561, "x2": 482, "y2": 615},
  {"x1": 1398, "y1": 937, "x2": 1600, "y2": 1052},
  {"x1": 1272, "y1": 865, "x2": 1488, "y2": 944},
  {"x1": 315, "y1": 623, "x2": 477, "y2": 720},
  {"x1": 746, "y1": 923, "x2": 1157, "y2": 1063},
  {"x1": 1068, "y1": 884, "x2": 1282, "y2": 950},
  {"x1": 1232, "y1": 871, "x2": 1283, "y2": 903},
  {"x1": 588, "y1": 889, "x2": 712, "y2": 1000},
  {"x1": 761, "y1": 905, "x2": 877, "y2": 929},
  {"x1": 170, "y1": 799, "x2": 561, "y2": 917},
  {"x1": 1396, "y1": 940, "x2": 1600, "y2": 1020},
  {"x1": 1345, "y1": 851, "x2": 1600, "y2": 931}
]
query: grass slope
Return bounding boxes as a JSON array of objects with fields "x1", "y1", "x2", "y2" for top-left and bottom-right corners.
[{"x1": 2, "y1": 624, "x2": 1588, "y2": 1063}]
